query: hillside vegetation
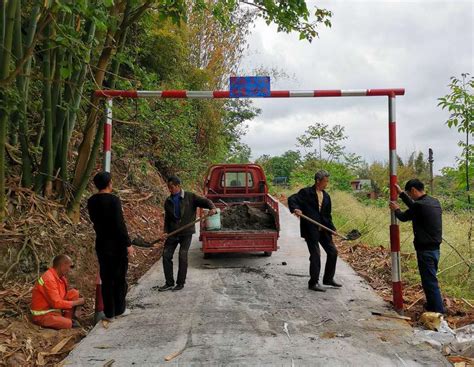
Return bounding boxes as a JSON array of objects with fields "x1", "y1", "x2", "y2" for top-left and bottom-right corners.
[{"x1": 331, "y1": 191, "x2": 473, "y2": 300}]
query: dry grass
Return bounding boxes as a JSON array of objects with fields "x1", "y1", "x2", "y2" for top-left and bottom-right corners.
[{"x1": 331, "y1": 191, "x2": 473, "y2": 300}]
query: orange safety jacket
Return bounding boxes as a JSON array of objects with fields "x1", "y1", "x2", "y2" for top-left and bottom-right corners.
[{"x1": 30, "y1": 268, "x2": 73, "y2": 316}]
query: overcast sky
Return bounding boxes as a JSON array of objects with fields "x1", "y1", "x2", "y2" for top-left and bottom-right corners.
[{"x1": 239, "y1": 0, "x2": 473, "y2": 172}]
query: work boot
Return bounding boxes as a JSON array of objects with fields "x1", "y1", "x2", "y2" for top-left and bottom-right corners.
[
  {"x1": 172, "y1": 284, "x2": 184, "y2": 291},
  {"x1": 308, "y1": 284, "x2": 326, "y2": 292},
  {"x1": 323, "y1": 279, "x2": 342, "y2": 288},
  {"x1": 157, "y1": 283, "x2": 174, "y2": 292}
]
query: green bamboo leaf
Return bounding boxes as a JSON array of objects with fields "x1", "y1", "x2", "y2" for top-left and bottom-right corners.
[
  {"x1": 60, "y1": 65, "x2": 72, "y2": 79},
  {"x1": 102, "y1": 0, "x2": 115, "y2": 7}
]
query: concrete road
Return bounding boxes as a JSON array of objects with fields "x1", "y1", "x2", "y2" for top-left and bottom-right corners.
[{"x1": 65, "y1": 204, "x2": 447, "y2": 366}]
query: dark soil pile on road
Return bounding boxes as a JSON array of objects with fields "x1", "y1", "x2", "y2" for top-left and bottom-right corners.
[{"x1": 221, "y1": 204, "x2": 276, "y2": 230}]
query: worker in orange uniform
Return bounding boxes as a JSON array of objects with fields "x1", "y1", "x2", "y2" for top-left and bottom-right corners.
[{"x1": 30, "y1": 254, "x2": 85, "y2": 329}]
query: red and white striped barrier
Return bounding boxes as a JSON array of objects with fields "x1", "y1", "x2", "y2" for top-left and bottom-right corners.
[
  {"x1": 97, "y1": 87, "x2": 405, "y2": 312},
  {"x1": 95, "y1": 88, "x2": 405, "y2": 99}
]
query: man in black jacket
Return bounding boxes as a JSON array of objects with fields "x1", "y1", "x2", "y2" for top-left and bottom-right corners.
[
  {"x1": 158, "y1": 176, "x2": 216, "y2": 292},
  {"x1": 88, "y1": 172, "x2": 135, "y2": 320},
  {"x1": 288, "y1": 170, "x2": 341, "y2": 292},
  {"x1": 389, "y1": 179, "x2": 444, "y2": 313}
]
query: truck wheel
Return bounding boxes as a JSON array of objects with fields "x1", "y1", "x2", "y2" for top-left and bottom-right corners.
[
  {"x1": 203, "y1": 253, "x2": 211, "y2": 259},
  {"x1": 263, "y1": 251, "x2": 272, "y2": 257}
]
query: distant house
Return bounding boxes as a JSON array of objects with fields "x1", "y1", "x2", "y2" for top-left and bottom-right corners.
[
  {"x1": 350, "y1": 179, "x2": 377, "y2": 199},
  {"x1": 351, "y1": 179, "x2": 372, "y2": 191}
]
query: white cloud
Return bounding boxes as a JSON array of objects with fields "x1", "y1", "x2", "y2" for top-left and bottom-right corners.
[{"x1": 239, "y1": 0, "x2": 473, "y2": 172}]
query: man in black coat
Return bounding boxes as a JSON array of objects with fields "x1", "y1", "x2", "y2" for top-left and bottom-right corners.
[
  {"x1": 288, "y1": 170, "x2": 341, "y2": 292},
  {"x1": 88, "y1": 172, "x2": 135, "y2": 320},
  {"x1": 389, "y1": 179, "x2": 444, "y2": 313},
  {"x1": 158, "y1": 176, "x2": 216, "y2": 292}
]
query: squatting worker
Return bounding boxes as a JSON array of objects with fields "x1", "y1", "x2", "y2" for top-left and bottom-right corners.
[
  {"x1": 389, "y1": 179, "x2": 444, "y2": 313},
  {"x1": 158, "y1": 176, "x2": 216, "y2": 292},
  {"x1": 88, "y1": 172, "x2": 135, "y2": 320},
  {"x1": 30, "y1": 255, "x2": 84, "y2": 329},
  {"x1": 288, "y1": 170, "x2": 342, "y2": 292}
]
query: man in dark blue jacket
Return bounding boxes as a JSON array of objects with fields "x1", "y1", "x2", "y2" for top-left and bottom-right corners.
[
  {"x1": 389, "y1": 179, "x2": 444, "y2": 313},
  {"x1": 158, "y1": 176, "x2": 216, "y2": 292},
  {"x1": 288, "y1": 170, "x2": 341, "y2": 292}
]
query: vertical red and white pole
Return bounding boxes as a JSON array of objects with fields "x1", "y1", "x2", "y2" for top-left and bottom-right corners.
[
  {"x1": 95, "y1": 98, "x2": 113, "y2": 323},
  {"x1": 103, "y1": 98, "x2": 113, "y2": 173},
  {"x1": 94, "y1": 272, "x2": 105, "y2": 323},
  {"x1": 388, "y1": 93, "x2": 403, "y2": 312}
]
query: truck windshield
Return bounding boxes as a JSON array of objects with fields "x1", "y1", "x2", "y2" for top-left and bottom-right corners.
[{"x1": 221, "y1": 172, "x2": 253, "y2": 188}]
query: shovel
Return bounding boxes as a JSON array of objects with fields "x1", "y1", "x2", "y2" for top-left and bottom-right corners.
[
  {"x1": 132, "y1": 213, "x2": 213, "y2": 248},
  {"x1": 298, "y1": 213, "x2": 361, "y2": 241}
]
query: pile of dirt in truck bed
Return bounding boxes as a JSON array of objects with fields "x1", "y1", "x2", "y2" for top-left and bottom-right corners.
[{"x1": 221, "y1": 204, "x2": 276, "y2": 230}]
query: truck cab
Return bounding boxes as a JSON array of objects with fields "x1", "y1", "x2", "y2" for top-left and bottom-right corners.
[{"x1": 204, "y1": 163, "x2": 268, "y2": 198}]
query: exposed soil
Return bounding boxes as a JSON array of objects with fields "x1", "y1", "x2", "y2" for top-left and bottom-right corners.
[
  {"x1": 221, "y1": 204, "x2": 276, "y2": 230},
  {"x1": 0, "y1": 166, "x2": 168, "y2": 366},
  {"x1": 240, "y1": 266, "x2": 272, "y2": 279},
  {"x1": 337, "y1": 240, "x2": 474, "y2": 329}
]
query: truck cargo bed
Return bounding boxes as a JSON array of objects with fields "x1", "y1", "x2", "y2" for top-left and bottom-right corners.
[{"x1": 200, "y1": 164, "x2": 280, "y2": 256}]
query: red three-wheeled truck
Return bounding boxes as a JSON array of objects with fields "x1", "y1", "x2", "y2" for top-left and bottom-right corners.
[{"x1": 199, "y1": 164, "x2": 280, "y2": 258}]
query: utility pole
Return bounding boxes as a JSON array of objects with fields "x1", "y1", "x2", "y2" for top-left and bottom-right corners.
[{"x1": 428, "y1": 148, "x2": 434, "y2": 194}]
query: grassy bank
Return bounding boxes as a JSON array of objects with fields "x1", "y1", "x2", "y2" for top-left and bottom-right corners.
[{"x1": 331, "y1": 191, "x2": 473, "y2": 300}]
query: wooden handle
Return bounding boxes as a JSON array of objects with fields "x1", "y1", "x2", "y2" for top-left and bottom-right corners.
[
  {"x1": 152, "y1": 213, "x2": 213, "y2": 244},
  {"x1": 164, "y1": 349, "x2": 184, "y2": 361},
  {"x1": 298, "y1": 213, "x2": 347, "y2": 240},
  {"x1": 371, "y1": 311, "x2": 411, "y2": 321}
]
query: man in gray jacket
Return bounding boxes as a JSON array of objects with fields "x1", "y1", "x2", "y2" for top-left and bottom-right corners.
[{"x1": 158, "y1": 176, "x2": 216, "y2": 291}]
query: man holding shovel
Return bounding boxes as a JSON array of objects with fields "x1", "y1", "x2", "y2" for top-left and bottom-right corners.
[
  {"x1": 288, "y1": 170, "x2": 342, "y2": 292},
  {"x1": 158, "y1": 176, "x2": 216, "y2": 292},
  {"x1": 389, "y1": 179, "x2": 444, "y2": 313}
]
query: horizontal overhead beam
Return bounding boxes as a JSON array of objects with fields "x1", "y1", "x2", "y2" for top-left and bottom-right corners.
[{"x1": 94, "y1": 89, "x2": 405, "y2": 99}]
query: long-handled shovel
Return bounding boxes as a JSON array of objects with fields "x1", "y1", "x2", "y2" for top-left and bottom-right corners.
[
  {"x1": 298, "y1": 213, "x2": 361, "y2": 241},
  {"x1": 132, "y1": 213, "x2": 213, "y2": 248}
]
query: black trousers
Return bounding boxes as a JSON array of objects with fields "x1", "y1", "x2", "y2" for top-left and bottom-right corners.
[
  {"x1": 98, "y1": 254, "x2": 128, "y2": 318},
  {"x1": 305, "y1": 232, "x2": 338, "y2": 287},
  {"x1": 162, "y1": 235, "x2": 193, "y2": 286}
]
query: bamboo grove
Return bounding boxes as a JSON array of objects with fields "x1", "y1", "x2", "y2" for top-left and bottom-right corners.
[{"x1": 0, "y1": 0, "x2": 332, "y2": 221}]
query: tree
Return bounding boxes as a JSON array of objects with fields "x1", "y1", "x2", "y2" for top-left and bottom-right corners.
[
  {"x1": 297, "y1": 122, "x2": 328, "y2": 160},
  {"x1": 297, "y1": 123, "x2": 347, "y2": 162},
  {"x1": 0, "y1": 0, "x2": 333, "y2": 221},
  {"x1": 438, "y1": 73, "x2": 474, "y2": 204},
  {"x1": 217, "y1": 99, "x2": 259, "y2": 163},
  {"x1": 226, "y1": 142, "x2": 252, "y2": 163},
  {"x1": 0, "y1": 0, "x2": 18, "y2": 219},
  {"x1": 414, "y1": 151, "x2": 427, "y2": 176},
  {"x1": 257, "y1": 150, "x2": 301, "y2": 179},
  {"x1": 67, "y1": 0, "x2": 332, "y2": 219},
  {"x1": 290, "y1": 159, "x2": 354, "y2": 191},
  {"x1": 70, "y1": 1, "x2": 160, "y2": 220},
  {"x1": 296, "y1": 122, "x2": 362, "y2": 168}
]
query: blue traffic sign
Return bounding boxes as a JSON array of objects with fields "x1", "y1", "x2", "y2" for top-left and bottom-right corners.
[{"x1": 230, "y1": 76, "x2": 270, "y2": 97}]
